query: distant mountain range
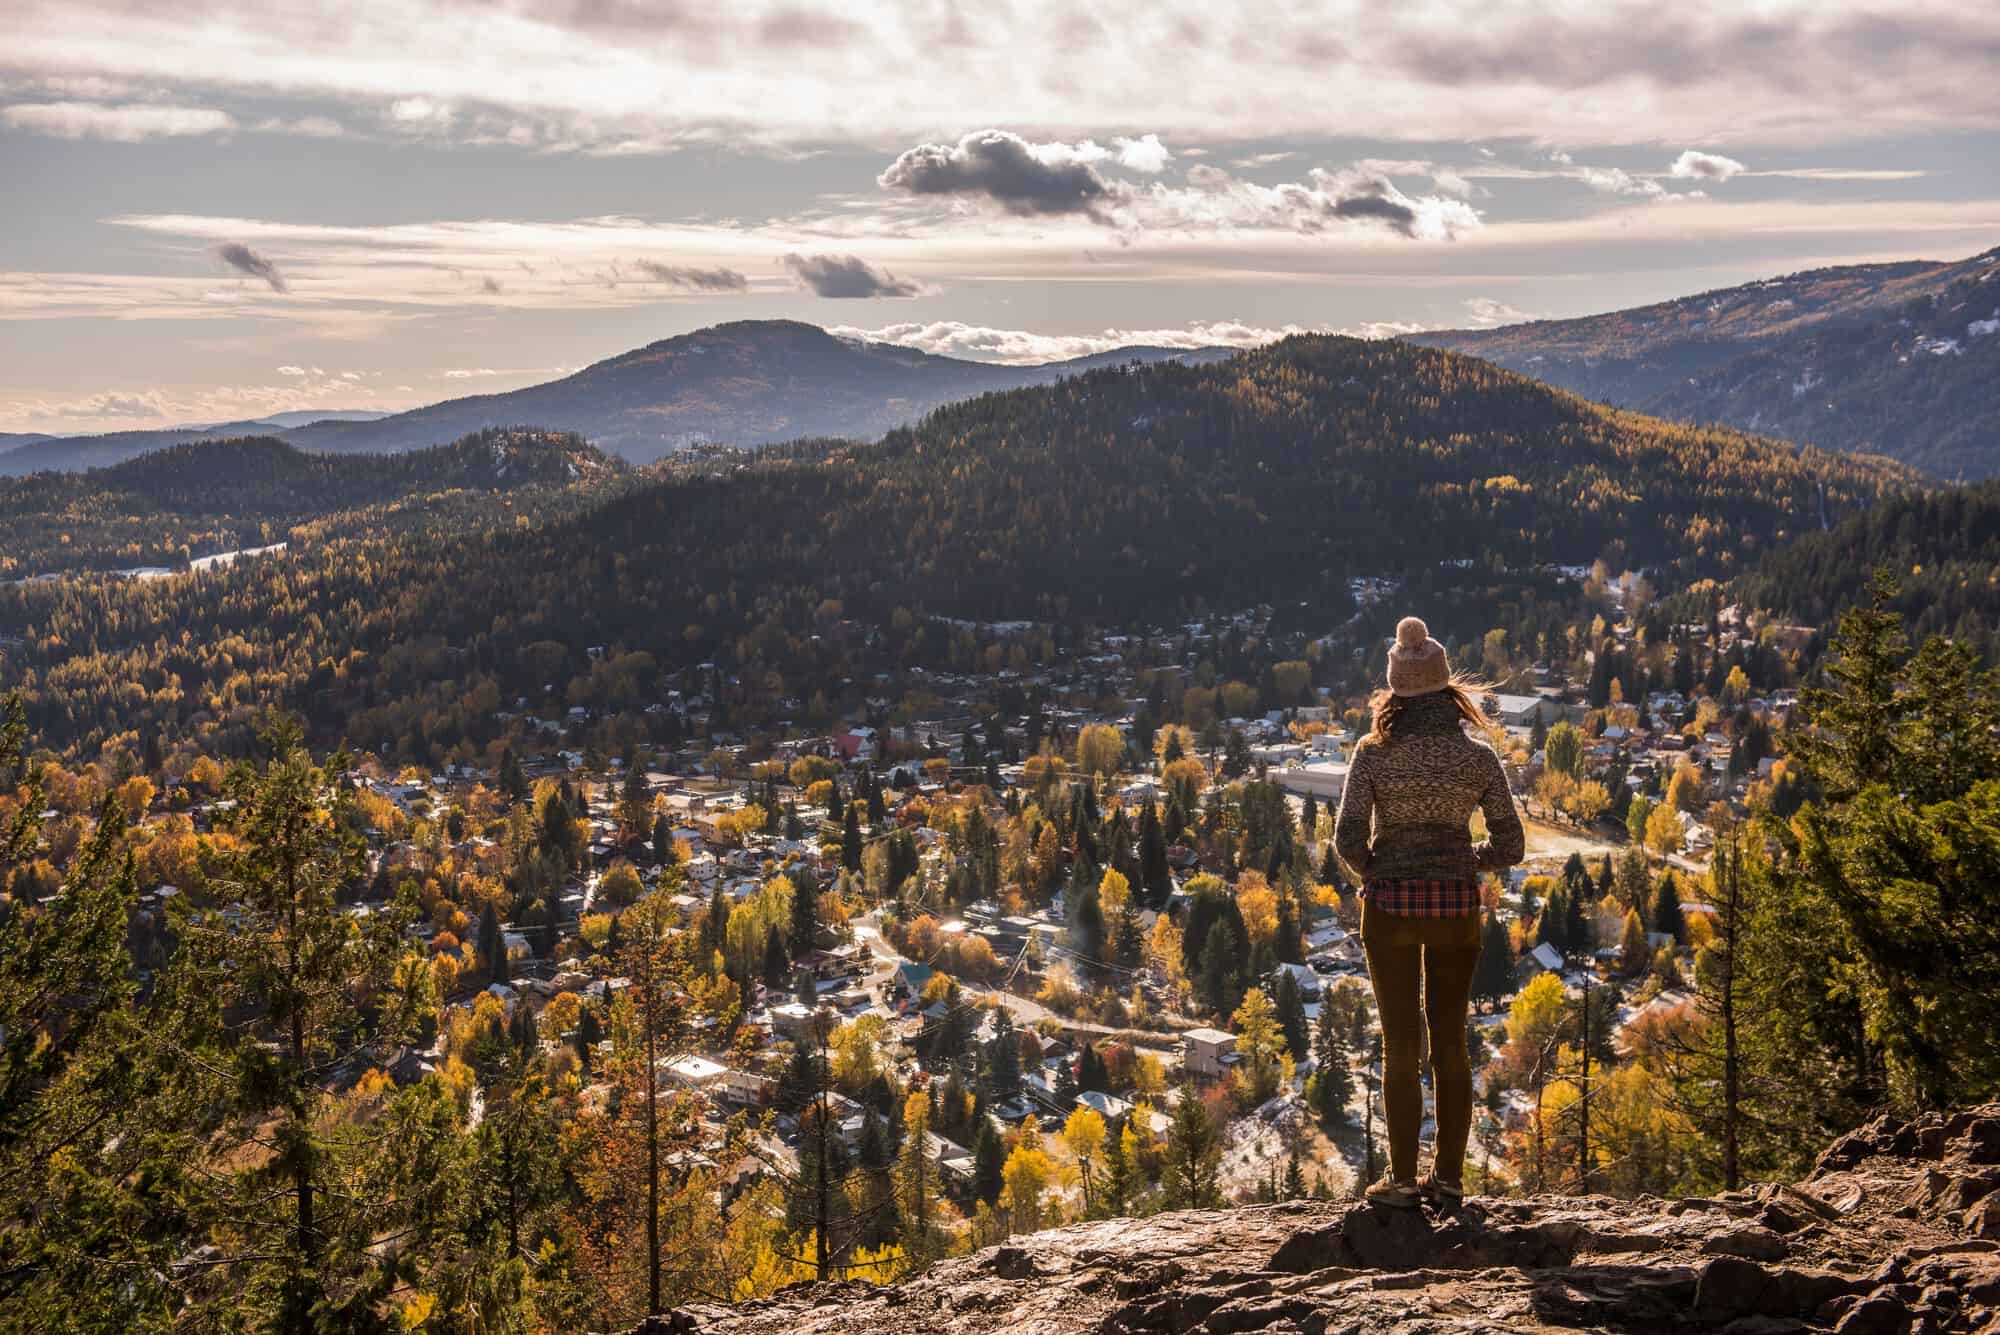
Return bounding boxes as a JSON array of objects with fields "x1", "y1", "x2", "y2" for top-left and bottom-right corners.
[
  {"x1": 1412, "y1": 245, "x2": 2000, "y2": 479},
  {"x1": 4, "y1": 334, "x2": 1914, "y2": 751},
  {"x1": 0, "y1": 323, "x2": 1233, "y2": 475}
]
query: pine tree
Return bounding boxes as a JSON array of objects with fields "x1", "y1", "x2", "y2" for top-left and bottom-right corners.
[
  {"x1": 1472, "y1": 910, "x2": 1515, "y2": 1012},
  {"x1": 477, "y1": 900, "x2": 503, "y2": 978},
  {"x1": 865, "y1": 766, "x2": 887, "y2": 824},
  {"x1": 1112, "y1": 896, "x2": 1145, "y2": 972},
  {"x1": 1139, "y1": 801, "x2": 1171, "y2": 904},
  {"x1": 791, "y1": 874, "x2": 821, "y2": 957},
  {"x1": 763, "y1": 926, "x2": 789, "y2": 988},
  {"x1": 972, "y1": 1117, "x2": 1006, "y2": 1206},
  {"x1": 1162, "y1": 1086, "x2": 1222, "y2": 1208},
  {"x1": 841, "y1": 804, "x2": 863, "y2": 873},
  {"x1": 987, "y1": 1007, "x2": 1021, "y2": 1096},
  {"x1": 499, "y1": 745, "x2": 528, "y2": 801},
  {"x1": 1283, "y1": 1145, "x2": 1307, "y2": 1200},
  {"x1": 1652, "y1": 875, "x2": 1685, "y2": 946},
  {"x1": 1274, "y1": 969, "x2": 1309, "y2": 1062},
  {"x1": 201, "y1": 734, "x2": 417, "y2": 1325},
  {"x1": 1308, "y1": 1003, "x2": 1352, "y2": 1130}
]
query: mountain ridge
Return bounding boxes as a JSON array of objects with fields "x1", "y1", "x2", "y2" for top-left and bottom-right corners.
[
  {"x1": 1410, "y1": 244, "x2": 2000, "y2": 478},
  {"x1": 0, "y1": 323, "x2": 1236, "y2": 476}
]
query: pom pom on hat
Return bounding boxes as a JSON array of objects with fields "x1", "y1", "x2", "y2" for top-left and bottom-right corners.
[{"x1": 1396, "y1": 616, "x2": 1430, "y2": 651}]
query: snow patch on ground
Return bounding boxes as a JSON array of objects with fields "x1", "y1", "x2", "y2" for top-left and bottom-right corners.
[{"x1": 1791, "y1": 368, "x2": 1820, "y2": 398}]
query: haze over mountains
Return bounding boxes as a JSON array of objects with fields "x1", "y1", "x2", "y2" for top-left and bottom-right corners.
[
  {"x1": 1414, "y1": 245, "x2": 2000, "y2": 479},
  {"x1": 0, "y1": 323, "x2": 1231, "y2": 476}
]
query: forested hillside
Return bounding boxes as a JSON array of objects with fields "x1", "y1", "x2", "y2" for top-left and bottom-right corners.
[
  {"x1": 0, "y1": 335, "x2": 1910, "y2": 758},
  {"x1": 0, "y1": 429, "x2": 621, "y2": 577},
  {"x1": 1733, "y1": 478, "x2": 2000, "y2": 656},
  {"x1": 1415, "y1": 245, "x2": 2000, "y2": 478}
]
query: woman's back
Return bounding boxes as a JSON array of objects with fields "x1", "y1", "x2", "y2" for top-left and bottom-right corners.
[{"x1": 1333, "y1": 690, "x2": 1525, "y2": 886}]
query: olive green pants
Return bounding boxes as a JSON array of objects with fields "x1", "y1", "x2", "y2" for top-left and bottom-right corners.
[{"x1": 1360, "y1": 900, "x2": 1482, "y2": 1186}]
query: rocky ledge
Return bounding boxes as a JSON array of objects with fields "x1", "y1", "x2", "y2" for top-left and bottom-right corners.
[{"x1": 650, "y1": 1105, "x2": 2000, "y2": 1334}]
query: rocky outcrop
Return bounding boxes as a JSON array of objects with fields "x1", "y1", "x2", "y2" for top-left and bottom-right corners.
[{"x1": 649, "y1": 1105, "x2": 2000, "y2": 1333}]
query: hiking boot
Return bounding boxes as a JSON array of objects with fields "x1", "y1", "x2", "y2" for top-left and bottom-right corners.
[
  {"x1": 1420, "y1": 1174, "x2": 1466, "y2": 1210},
  {"x1": 1364, "y1": 1174, "x2": 1421, "y2": 1209}
]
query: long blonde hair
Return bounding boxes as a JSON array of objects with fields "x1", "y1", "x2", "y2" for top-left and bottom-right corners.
[{"x1": 1364, "y1": 671, "x2": 1494, "y2": 747}]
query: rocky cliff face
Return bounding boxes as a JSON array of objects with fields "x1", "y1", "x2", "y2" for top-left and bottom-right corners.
[{"x1": 645, "y1": 1104, "x2": 2000, "y2": 1334}]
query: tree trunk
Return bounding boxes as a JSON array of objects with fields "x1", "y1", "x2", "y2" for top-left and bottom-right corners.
[{"x1": 646, "y1": 1001, "x2": 661, "y2": 1314}]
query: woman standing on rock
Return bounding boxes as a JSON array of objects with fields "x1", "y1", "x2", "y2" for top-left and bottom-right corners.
[{"x1": 1333, "y1": 616, "x2": 1525, "y2": 1210}]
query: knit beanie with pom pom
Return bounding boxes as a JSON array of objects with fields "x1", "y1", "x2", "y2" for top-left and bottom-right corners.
[{"x1": 1387, "y1": 616, "x2": 1450, "y2": 697}]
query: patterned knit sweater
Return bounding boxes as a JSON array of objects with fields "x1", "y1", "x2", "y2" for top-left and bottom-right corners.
[{"x1": 1332, "y1": 692, "x2": 1526, "y2": 887}]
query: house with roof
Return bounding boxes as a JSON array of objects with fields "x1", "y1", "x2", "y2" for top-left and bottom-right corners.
[{"x1": 1182, "y1": 1027, "x2": 1239, "y2": 1082}]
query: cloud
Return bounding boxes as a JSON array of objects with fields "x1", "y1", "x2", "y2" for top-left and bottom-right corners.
[
  {"x1": 1430, "y1": 167, "x2": 1474, "y2": 199},
  {"x1": 276, "y1": 364, "x2": 307, "y2": 376},
  {"x1": 879, "y1": 129, "x2": 1125, "y2": 217},
  {"x1": 827, "y1": 318, "x2": 1318, "y2": 363},
  {"x1": 1155, "y1": 164, "x2": 1482, "y2": 240},
  {"x1": 1231, "y1": 151, "x2": 1298, "y2": 168},
  {"x1": 3, "y1": 3, "x2": 2000, "y2": 151},
  {"x1": 44, "y1": 389, "x2": 171, "y2": 418},
  {"x1": 1462, "y1": 296, "x2": 1536, "y2": 328},
  {"x1": 631, "y1": 259, "x2": 750, "y2": 291},
  {"x1": 1671, "y1": 149, "x2": 1747, "y2": 181},
  {"x1": 782, "y1": 252, "x2": 925, "y2": 298},
  {"x1": 1, "y1": 100, "x2": 236, "y2": 141},
  {"x1": 1746, "y1": 166, "x2": 1928, "y2": 180},
  {"x1": 215, "y1": 242, "x2": 288, "y2": 292},
  {"x1": 388, "y1": 96, "x2": 451, "y2": 125},
  {"x1": 256, "y1": 114, "x2": 345, "y2": 138},
  {"x1": 1576, "y1": 166, "x2": 1667, "y2": 199},
  {"x1": 1112, "y1": 133, "x2": 1173, "y2": 173}
]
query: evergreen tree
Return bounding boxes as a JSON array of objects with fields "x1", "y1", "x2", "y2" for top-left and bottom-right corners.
[
  {"x1": 987, "y1": 1007, "x2": 1022, "y2": 1096},
  {"x1": 791, "y1": 874, "x2": 821, "y2": 957},
  {"x1": 1472, "y1": 911, "x2": 1514, "y2": 1012},
  {"x1": 1651, "y1": 874, "x2": 1686, "y2": 946},
  {"x1": 1112, "y1": 896, "x2": 1145, "y2": 973},
  {"x1": 841, "y1": 804, "x2": 863, "y2": 873},
  {"x1": 203, "y1": 735, "x2": 417, "y2": 1325},
  {"x1": 499, "y1": 745, "x2": 528, "y2": 802},
  {"x1": 1308, "y1": 1004, "x2": 1353, "y2": 1129},
  {"x1": 1274, "y1": 969, "x2": 1309, "y2": 1062},
  {"x1": 477, "y1": 901, "x2": 503, "y2": 978},
  {"x1": 1283, "y1": 1145, "x2": 1307, "y2": 1200},
  {"x1": 762, "y1": 925, "x2": 789, "y2": 989},
  {"x1": 1139, "y1": 801, "x2": 1172, "y2": 904},
  {"x1": 1077, "y1": 1042, "x2": 1109, "y2": 1093},
  {"x1": 972, "y1": 1117, "x2": 1006, "y2": 1206},
  {"x1": 1162, "y1": 1086, "x2": 1222, "y2": 1209}
]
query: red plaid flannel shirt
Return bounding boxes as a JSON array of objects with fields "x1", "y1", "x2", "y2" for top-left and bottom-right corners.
[{"x1": 1363, "y1": 879, "x2": 1482, "y2": 919}]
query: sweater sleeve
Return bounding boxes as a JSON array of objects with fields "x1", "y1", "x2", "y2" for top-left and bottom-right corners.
[
  {"x1": 1332, "y1": 743, "x2": 1376, "y2": 881},
  {"x1": 1472, "y1": 746, "x2": 1526, "y2": 871}
]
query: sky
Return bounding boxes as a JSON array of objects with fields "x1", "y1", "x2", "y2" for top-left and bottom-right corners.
[{"x1": 3, "y1": 0, "x2": 1999, "y2": 435}]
